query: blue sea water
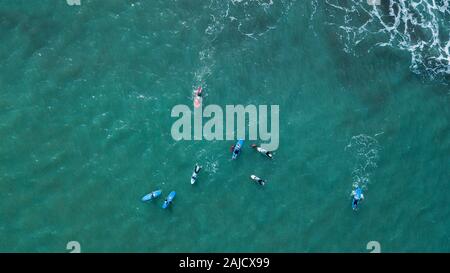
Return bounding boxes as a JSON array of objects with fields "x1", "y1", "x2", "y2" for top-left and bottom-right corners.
[{"x1": 0, "y1": 0, "x2": 449, "y2": 252}]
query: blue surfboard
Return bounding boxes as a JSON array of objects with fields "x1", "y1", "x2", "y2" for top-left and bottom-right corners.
[
  {"x1": 141, "y1": 190, "x2": 162, "y2": 202},
  {"x1": 162, "y1": 191, "x2": 176, "y2": 209},
  {"x1": 232, "y1": 139, "x2": 244, "y2": 160}
]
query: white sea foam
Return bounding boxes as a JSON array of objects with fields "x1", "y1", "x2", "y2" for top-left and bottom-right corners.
[
  {"x1": 319, "y1": 0, "x2": 450, "y2": 80},
  {"x1": 206, "y1": 160, "x2": 219, "y2": 174}
]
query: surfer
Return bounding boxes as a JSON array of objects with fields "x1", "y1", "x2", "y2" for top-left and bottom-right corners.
[
  {"x1": 251, "y1": 144, "x2": 273, "y2": 159},
  {"x1": 191, "y1": 164, "x2": 202, "y2": 184},
  {"x1": 162, "y1": 191, "x2": 176, "y2": 209},
  {"x1": 351, "y1": 187, "x2": 364, "y2": 210},
  {"x1": 250, "y1": 175, "x2": 265, "y2": 186},
  {"x1": 194, "y1": 86, "x2": 202, "y2": 108},
  {"x1": 194, "y1": 164, "x2": 202, "y2": 174},
  {"x1": 195, "y1": 86, "x2": 202, "y2": 97},
  {"x1": 141, "y1": 190, "x2": 162, "y2": 202},
  {"x1": 231, "y1": 140, "x2": 244, "y2": 160}
]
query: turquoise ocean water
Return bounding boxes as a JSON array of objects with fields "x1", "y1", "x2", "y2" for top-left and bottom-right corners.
[{"x1": 0, "y1": 0, "x2": 449, "y2": 252}]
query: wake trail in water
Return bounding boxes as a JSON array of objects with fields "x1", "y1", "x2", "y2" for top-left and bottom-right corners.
[
  {"x1": 345, "y1": 134, "x2": 381, "y2": 193},
  {"x1": 192, "y1": 0, "x2": 295, "y2": 90}
]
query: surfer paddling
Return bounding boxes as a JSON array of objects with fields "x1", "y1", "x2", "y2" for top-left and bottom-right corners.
[{"x1": 194, "y1": 86, "x2": 202, "y2": 108}]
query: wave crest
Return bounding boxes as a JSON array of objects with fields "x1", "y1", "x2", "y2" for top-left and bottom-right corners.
[{"x1": 322, "y1": 0, "x2": 450, "y2": 80}]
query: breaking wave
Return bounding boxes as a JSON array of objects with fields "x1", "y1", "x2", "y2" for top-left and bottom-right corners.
[{"x1": 318, "y1": 0, "x2": 450, "y2": 81}]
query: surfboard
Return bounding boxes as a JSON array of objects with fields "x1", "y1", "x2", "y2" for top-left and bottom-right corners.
[
  {"x1": 232, "y1": 139, "x2": 244, "y2": 160},
  {"x1": 141, "y1": 190, "x2": 162, "y2": 202},
  {"x1": 162, "y1": 191, "x2": 176, "y2": 209}
]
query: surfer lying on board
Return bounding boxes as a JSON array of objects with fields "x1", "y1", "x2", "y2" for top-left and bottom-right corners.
[
  {"x1": 231, "y1": 141, "x2": 245, "y2": 153},
  {"x1": 191, "y1": 164, "x2": 202, "y2": 184},
  {"x1": 193, "y1": 86, "x2": 202, "y2": 108},
  {"x1": 351, "y1": 187, "x2": 364, "y2": 210},
  {"x1": 251, "y1": 144, "x2": 273, "y2": 159},
  {"x1": 250, "y1": 175, "x2": 265, "y2": 186}
]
